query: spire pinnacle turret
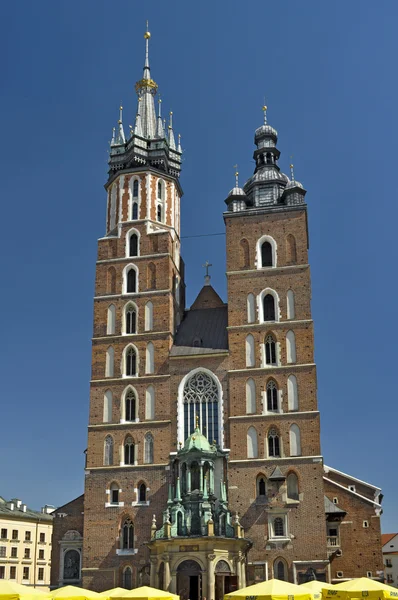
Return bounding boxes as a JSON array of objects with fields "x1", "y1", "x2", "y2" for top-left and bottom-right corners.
[
  {"x1": 156, "y1": 97, "x2": 164, "y2": 138},
  {"x1": 234, "y1": 164, "x2": 239, "y2": 187},
  {"x1": 177, "y1": 134, "x2": 182, "y2": 153},
  {"x1": 168, "y1": 111, "x2": 176, "y2": 149},
  {"x1": 290, "y1": 157, "x2": 295, "y2": 183},
  {"x1": 262, "y1": 104, "x2": 268, "y2": 124}
]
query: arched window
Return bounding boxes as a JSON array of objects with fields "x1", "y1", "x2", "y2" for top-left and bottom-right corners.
[
  {"x1": 123, "y1": 566, "x2": 133, "y2": 590},
  {"x1": 286, "y1": 330, "x2": 296, "y2": 363},
  {"x1": 145, "y1": 385, "x2": 155, "y2": 420},
  {"x1": 287, "y1": 290, "x2": 295, "y2": 320},
  {"x1": 63, "y1": 549, "x2": 80, "y2": 581},
  {"x1": 240, "y1": 239, "x2": 250, "y2": 269},
  {"x1": 125, "y1": 346, "x2": 137, "y2": 377},
  {"x1": 132, "y1": 202, "x2": 138, "y2": 220},
  {"x1": 157, "y1": 204, "x2": 163, "y2": 222},
  {"x1": 157, "y1": 181, "x2": 163, "y2": 199},
  {"x1": 288, "y1": 375, "x2": 298, "y2": 411},
  {"x1": 133, "y1": 179, "x2": 139, "y2": 198},
  {"x1": 145, "y1": 301, "x2": 154, "y2": 331},
  {"x1": 245, "y1": 334, "x2": 255, "y2": 367},
  {"x1": 125, "y1": 390, "x2": 136, "y2": 422},
  {"x1": 110, "y1": 482, "x2": 119, "y2": 504},
  {"x1": 247, "y1": 293, "x2": 255, "y2": 323},
  {"x1": 261, "y1": 241, "x2": 273, "y2": 267},
  {"x1": 103, "y1": 390, "x2": 112, "y2": 423},
  {"x1": 127, "y1": 268, "x2": 137, "y2": 293},
  {"x1": 105, "y1": 346, "x2": 114, "y2": 378},
  {"x1": 263, "y1": 294, "x2": 276, "y2": 321},
  {"x1": 274, "y1": 518, "x2": 285, "y2": 537},
  {"x1": 265, "y1": 334, "x2": 277, "y2": 365},
  {"x1": 289, "y1": 424, "x2": 301, "y2": 456},
  {"x1": 274, "y1": 559, "x2": 287, "y2": 581},
  {"x1": 183, "y1": 371, "x2": 220, "y2": 444},
  {"x1": 129, "y1": 233, "x2": 138, "y2": 257},
  {"x1": 286, "y1": 234, "x2": 297, "y2": 264},
  {"x1": 144, "y1": 433, "x2": 154, "y2": 464},
  {"x1": 247, "y1": 427, "x2": 258, "y2": 459},
  {"x1": 257, "y1": 475, "x2": 266, "y2": 497},
  {"x1": 124, "y1": 436, "x2": 135, "y2": 465},
  {"x1": 147, "y1": 263, "x2": 156, "y2": 290},
  {"x1": 246, "y1": 378, "x2": 256, "y2": 414},
  {"x1": 268, "y1": 428, "x2": 280, "y2": 457},
  {"x1": 122, "y1": 518, "x2": 134, "y2": 549},
  {"x1": 267, "y1": 380, "x2": 278, "y2": 412},
  {"x1": 104, "y1": 435, "x2": 113, "y2": 466},
  {"x1": 287, "y1": 472, "x2": 299, "y2": 501},
  {"x1": 125, "y1": 304, "x2": 137, "y2": 334},
  {"x1": 107, "y1": 304, "x2": 116, "y2": 335},
  {"x1": 107, "y1": 267, "x2": 116, "y2": 294},
  {"x1": 139, "y1": 483, "x2": 147, "y2": 502},
  {"x1": 146, "y1": 342, "x2": 154, "y2": 374}
]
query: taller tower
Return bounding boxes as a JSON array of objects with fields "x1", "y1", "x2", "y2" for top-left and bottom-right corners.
[
  {"x1": 82, "y1": 28, "x2": 184, "y2": 591},
  {"x1": 224, "y1": 106, "x2": 329, "y2": 583}
]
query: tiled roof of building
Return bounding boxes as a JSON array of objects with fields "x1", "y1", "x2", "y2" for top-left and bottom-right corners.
[
  {"x1": 0, "y1": 496, "x2": 54, "y2": 521},
  {"x1": 324, "y1": 495, "x2": 346, "y2": 515},
  {"x1": 382, "y1": 533, "x2": 398, "y2": 545}
]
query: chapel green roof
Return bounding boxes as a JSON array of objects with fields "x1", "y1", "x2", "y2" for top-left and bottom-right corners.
[{"x1": 180, "y1": 427, "x2": 216, "y2": 454}]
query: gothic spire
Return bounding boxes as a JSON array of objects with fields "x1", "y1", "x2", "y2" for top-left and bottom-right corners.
[
  {"x1": 156, "y1": 98, "x2": 164, "y2": 138},
  {"x1": 168, "y1": 111, "x2": 176, "y2": 150},
  {"x1": 115, "y1": 105, "x2": 125, "y2": 145},
  {"x1": 134, "y1": 24, "x2": 158, "y2": 139}
]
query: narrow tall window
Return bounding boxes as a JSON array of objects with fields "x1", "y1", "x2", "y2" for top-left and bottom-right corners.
[
  {"x1": 146, "y1": 342, "x2": 154, "y2": 374},
  {"x1": 287, "y1": 375, "x2": 298, "y2": 411},
  {"x1": 132, "y1": 202, "x2": 138, "y2": 220},
  {"x1": 125, "y1": 305, "x2": 137, "y2": 334},
  {"x1": 261, "y1": 241, "x2": 273, "y2": 267},
  {"x1": 257, "y1": 476, "x2": 266, "y2": 497},
  {"x1": 122, "y1": 519, "x2": 134, "y2": 549},
  {"x1": 247, "y1": 427, "x2": 258, "y2": 459},
  {"x1": 265, "y1": 334, "x2": 277, "y2": 365},
  {"x1": 286, "y1": 234, "x2": 297, "y2": 264},
  {"x1": 145, "y1": 385, "x2": 155, "y2": 420},
  {"x1": 268, "y1": 428, "x2": 280, "y2": 457},
  {"x1": 125, "y1": 390, "x2": 136, "y2": 422},
  {"x1": 287, "y1": 472, "x2": 299, "y2": 500},
  {"x1": 144, "y1": 433, "x2": 154, "y2": 464},
  {"x1": 147, "y1": 263, "x2": 156, "y2": 290},
  {"x1": 157, "y1": 204, "x2": 163, "y2": 222},
  {"x1": 157, "y1": 181, "x2": 163, "y2": 199},
  {"x1": 139, "y1": 483, "x2": 147, "y2": 502},
  {"x1": 129, "y1": 233, "x2": 138, "y2": 257},
  {"x1": 289, "y1": 424, "x2": 301, "y2": 456},
  {"x1": 110, "y1": 482, "x2": 119, "y2": 504},
  {"x1": 105, "y1": 347, "x2": 114, "y2": 378},
  {"x1": 286, "y1": 330, "x2": 297, "y2": 363},
  {"x1": 267, "y1": 380, "x2": 278, "y2": 412},
  {"x1": 245, "y1": 334, "x2": 255, "y2": 367},
  {"x1": 126, "y1": 347, "x2": 137, "y2": 377},
  {"x1": 127, "y1": 269, "x2": 137, "y2": 293},
  {"x1": 263, "y1": 294, "x2": 276, "y2": 321},
  {"x1": 107, "y1": 304, "x2": 116, "y2": 335},
  {"x1": 123, "y1": 566, "x2": 133, "y2": 590},
  {"x1": 275, "y1": 559, "x2": 287, "y2": 580},
  {"x1": 107, "y1": 267, "x2": 116, "y2": 294},
  {"x1": 246, "y1": 378, "x2": 256, "y2": 414},
  {"x1": 274, "y1": 517, "x2": 285, "y2": 537},
  {"x1": 145, "y1": 301, "x2": 154, "y2": 331},
  {"x1": 124, "y1": 437, "x2": 135, "y2": 465},
  {"x1": 103, "y1": 390, "x2": 112, "y2": 423},
  {"x1": 247, "y1": 293, "x2": 255, "y2": 323},
  {"x1": 133, "y1": 180, "x2": 139, "y2": 198},
  {"x1": 104, "y1": 435, "x2": 113, "y2": 466},
  {"x1": 287, "y1": 290, "x2": 295, "y2": 320},
  {"x1": 240, "y1": 239, "x2": 250, "y2": 268}
]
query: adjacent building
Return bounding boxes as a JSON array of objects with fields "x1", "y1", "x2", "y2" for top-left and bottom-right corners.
[
  {"x1": 51, "y1": 27, "x2": 384, "y2": 596},
  {"x1": 382, "y1": 534, "x2": 398, "y2": 587},
  {"x1": 0, "y1": 497, "x2": 54, "y2": 589}
]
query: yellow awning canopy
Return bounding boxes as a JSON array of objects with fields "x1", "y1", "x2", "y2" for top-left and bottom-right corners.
[
  {"x1": 51, "y1": 586, "x2": 101, "y2": 600},
  {"x1": 0, "y1": 581, "x2": 51, "y2": 600},
  {"x1": 300, "y1": 582, "x2": 335, "y2": 593},
  {"x1": 224, "y1": 579, "x2": 313, "y2": 600},
  {"x1": 323, "y1": 578, "x2": 398, "y2": 600},
  {"x1": 104, "y1": 587, "x2": 179, "y2": 600},
  {"x1": 99, "y1": 590, "x2": 130, "y2": 599}
]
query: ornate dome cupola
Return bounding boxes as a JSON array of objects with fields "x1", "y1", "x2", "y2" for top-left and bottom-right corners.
[
  {"x1": 243, "y1": 105, "x2": 290, "y2": 207},
  {"x1": 281, "y1": 161, "x2": 307, "y2": 206},
  {"x1": 224, "y1": 166, "x2": 248, "y2": 212}
]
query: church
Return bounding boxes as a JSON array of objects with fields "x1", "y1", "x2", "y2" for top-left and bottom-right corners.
[{"x1": 50, "y1": 28, "x2": 384, "y2": 597}]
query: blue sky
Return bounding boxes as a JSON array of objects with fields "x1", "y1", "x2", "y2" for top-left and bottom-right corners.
[{"x1": 1, "y1": 0, "x2": 397, "y2": 532}]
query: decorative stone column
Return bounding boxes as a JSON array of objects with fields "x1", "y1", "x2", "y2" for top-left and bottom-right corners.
[
  {"x1": 150, "y1": 558, "x2": 157, "y2": 588},
  {"x1": 240, "y1": 555, "x2": 246, "y2": 588},
  {"x1": 163, "y1": 554, "x2": 171, "y2": 591},
  {"x1": 207, "y1": 554, "x2": 216, "y2": 600}
]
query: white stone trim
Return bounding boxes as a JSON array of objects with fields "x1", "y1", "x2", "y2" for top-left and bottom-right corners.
[
  {"x1": 228, "y1": 363, "x2": 316, "y2": 374},
  {"x1": 229, "y1": 455, "x2": 323, "y2": 465},
  {"x1": 90, "y1": 374, "x2": 170, "y2": 383},
  {"x1": 125, "y1": 227, "x2": 141, "y2": 258},
  {"x1": 105, "y1": 502, "x2": 124, "y2": 508},
  {"x1": 258, "y1": 287, "x2": 280, "y2": 323},
  {"x1": 97, "y1": 252, "x2": 169, "y2": 264},
  {"x1": 116, "y1": 548, "x2": 138, "y2": 556},
  {"x1": 323, "y1": 477, "x2": 382, "y2": 507},
  {"x1": 122, "y1": 263, "x2": 139, "y2": 295},
  {"x1": 227, "y1": 319, "x2": 313, "y2": 330},
  {"x1": 94, "y1": 289, "x2": 171, "y2": 300},
  {"x1": 323, "y1": 465, "x2": 381, "y2": 491},
  {"x1": 228, "y1": 410, "x2": 319, "y2": 420}
]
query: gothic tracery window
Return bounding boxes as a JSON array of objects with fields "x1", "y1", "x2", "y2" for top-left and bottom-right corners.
[
  {"x1": 268, "y1": 428, "x2": 280, "y2": 457},
  {"x1": 183, "y1": 371, "x2": 219, "y2": 444},
  {"x1": 126, "y1": 347, "x2": 137, "y2": 377},
  {"x1": 124, "y1": 436, "x2": 135, "y2": 465},
  {"x1": 125, "y1": 390, "x2": 136, "y2": 421},
  {"x1": 265, "y1": 334, "x2": 277, "y2": 365},
  {"x1": 104, "y1": 435, "x2": 113, "y2": 466},
  {"x1": 267, "y1": 380, "x2": 278, "y2": 412},
  {"x1": 144, "y1": 433, "x2": 154, "y2": 464},
  {"x1": 122, "y1": 518, "x2": 134, "y2": 549}
]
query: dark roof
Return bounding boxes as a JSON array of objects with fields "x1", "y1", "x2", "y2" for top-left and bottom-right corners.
[
  {"x1": 0, "y1": 497, "x2": 53, "y2": 521},
  {"x1": 269, "y1": 467, "x2": 285, "y2": 481},
  {"x1": 190, "y1": 285, "x2": 225, "y2": 310},
  {"x1": 324, "y1": 496, "x2": 346, "y2": 515},
  {"x1": 171, "y1": 306, "x2": 228, "y2": 355}
]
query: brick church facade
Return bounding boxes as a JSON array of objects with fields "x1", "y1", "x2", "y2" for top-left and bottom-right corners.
[{"x1": 50, "y1": 29, "x2": 384, "y2": 596}]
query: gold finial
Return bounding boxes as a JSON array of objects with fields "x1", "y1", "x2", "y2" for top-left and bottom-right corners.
[
  {"x1": 262, "y1": 104, "x2": 268, "y2": 125},
  {"x1": 233, "y1": 164, "x2": 239, "y2": 187},
  {"x1": 144, "y1": 20, "x2": 151, "y2": 38},
  {"x1": 290, "y1": 155, "x2": 295, "y2": 182},
  {"x1": 195, "y1": 414, "x2": 199, "y2": 429}
]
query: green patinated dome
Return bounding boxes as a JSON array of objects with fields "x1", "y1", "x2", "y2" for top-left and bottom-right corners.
[{"x1": 180, "y1": 426, "x2": 215, "y2": 454}]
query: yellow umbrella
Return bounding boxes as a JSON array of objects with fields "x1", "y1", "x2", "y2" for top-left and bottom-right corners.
[
  {"x1": 51, "y1": 586, "x2": 101, "y2": 600},
  {"x1": 106, "y1": 588, "x2": 178, "y2": 600},
  {"x1": 301, "y1": 582, "x2": 334, "y2": 593},
  {"x1": 323, "y1": 578, "x2": 398, "y2": 600},
  {"x1": 99, "y1": 590, "x2": 130, "y2": 600},
  {"x1": 0, "y1": 582, "x2": 50, "y2": 600},
  {"x1": 225, "y1": 579, "x2": 313, "y2": 600}
]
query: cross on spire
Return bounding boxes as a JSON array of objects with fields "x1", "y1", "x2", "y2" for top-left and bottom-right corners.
[
  {"x1": 202, "y1": 260, "x2": 212, "y2": 286},
  {"x1": 234, "y1": 164, "x2": 239, "y2": 187}
]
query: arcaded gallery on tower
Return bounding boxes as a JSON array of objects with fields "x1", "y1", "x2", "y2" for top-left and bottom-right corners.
[{"x1": 50, "y1": 30, "x2": 384, "y2": 598}]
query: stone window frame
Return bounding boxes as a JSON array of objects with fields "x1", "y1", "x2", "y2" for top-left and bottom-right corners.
[
  {"x1": 255, "y1": 234, "x2": 278, "y2": 269},
  {"x1": 125, "y1": 227, "x2": 141, "y2": 259},
  {"x1": 58, "y1": 530, "x2": 82, "y2": 587}
]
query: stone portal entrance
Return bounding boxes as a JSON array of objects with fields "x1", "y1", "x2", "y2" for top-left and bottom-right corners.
[
  {"x1": 177, "y1": 560, "x2": 202, "y2": 600},
  {"x1": 215, "y1": 560, "x2": 238, "y2": 600}
]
